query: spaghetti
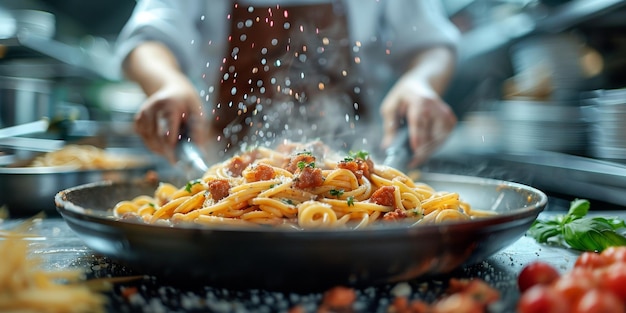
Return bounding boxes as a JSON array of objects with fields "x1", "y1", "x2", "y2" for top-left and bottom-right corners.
[
  {"x1": 0, "y1": 216, "x2": 106, "y2": 313},
  {"x1": 28, "y1": 145, "x2": 143, "y2": 170},
  {"x1": 113, "y1": 142, "x2": 493, "y2": 229}
]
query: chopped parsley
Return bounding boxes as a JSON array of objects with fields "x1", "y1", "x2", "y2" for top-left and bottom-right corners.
[
  {"x1": 185, "y1": 179, "x2": 202, "y2": 193},
  {"x1": 297, "y1": 161, "x2": 315, "y2": 169},
  {"x1": 329, "y1": 189, "x2": 344, "y2": 197},
  {"x1": 344, "y1": 150, "x2": 369, "y2": 162},
  {"x1": 296, "y1": 151, "x2": 313, "y2": 156},
  {"x1": 282, "y1": 199, "x2": 294, "y2": 205},
  {"x1": 347, "y1": 196, "x2": 355, "y2": 207}
]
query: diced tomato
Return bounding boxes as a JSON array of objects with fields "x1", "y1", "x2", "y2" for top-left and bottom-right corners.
[
  {"x1": 600, "y1": 262, "x2": 626, "y2": 300},
  {"x1": 573, "y1": 289, "x2": 625, "y2": 313},
  {"x1": 601, "y1": 247, "x2": 626, "y2": 264},
  {"x1": 517, "y1": 285, "x2": 571, "y2": 313},
  {"x1": 575, "y1": 251, "x2": 608, "y2": 269}
]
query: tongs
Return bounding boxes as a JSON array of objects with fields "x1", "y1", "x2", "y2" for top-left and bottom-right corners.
[
  {"x1": 0, "y1": 116, "x2": 78, "y2": 152},
  {"x1": 0, "y1": 119, "x2": 50, "y2": 139},
  {"x1": 382, "y1": 125, "x2": 411, "y2": 172},
  {"x1": 174, "y1": 127, "x2": 210, "y2": 181}
]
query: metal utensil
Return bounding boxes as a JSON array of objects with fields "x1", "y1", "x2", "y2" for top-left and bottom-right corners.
[
  {"x1": 173, "y1": 125, "x2": 209, "y2": 181},
  {"x1": 382, "y1": 125, "x2": 411, "y2": 171},
  {"x1": 0, "y1": 118, "x2": 49, "y2": 139}
]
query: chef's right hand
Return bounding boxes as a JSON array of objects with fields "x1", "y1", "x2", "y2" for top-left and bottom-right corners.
[{"x1": 133, "y1": 77, "x2": 207, "y2": 163}]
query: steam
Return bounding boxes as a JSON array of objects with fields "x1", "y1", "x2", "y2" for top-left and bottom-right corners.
[{"x1": 205, "y1": 3, "x2": 380, "y2": 159}]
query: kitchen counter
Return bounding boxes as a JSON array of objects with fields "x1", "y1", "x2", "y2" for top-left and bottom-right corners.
[{"x1": 3, "y1": 213, "x2": 582, "y2": 313}]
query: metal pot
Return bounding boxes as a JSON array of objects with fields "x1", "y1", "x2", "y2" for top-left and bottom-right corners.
[
  {"x1": 0, "y1": 148, "x2": 156, "y2": 217},
  {"x1": 0, "y1": 75, "x2": 54, "y2": 128}
]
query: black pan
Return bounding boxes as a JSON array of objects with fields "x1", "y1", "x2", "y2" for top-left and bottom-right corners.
[{"x1": 55, "y1": 173, "x2": 547, "y2": 291}]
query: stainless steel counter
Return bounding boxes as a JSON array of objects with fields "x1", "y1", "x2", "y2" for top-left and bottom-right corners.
[
  {"x1": 426, "y1": 148, "x2": 626, "y2": 209},
  {"x1": 3, "y1": 213, "x2": 582, "y2": 313}
]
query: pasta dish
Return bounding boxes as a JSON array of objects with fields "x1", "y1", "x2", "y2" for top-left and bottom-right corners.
[
  {"x1": 113, "y1": 142, "x2": 494, "y2": 229},
  {"x1": 28, "y1": 145, "x2": 144, "y2": 170}
]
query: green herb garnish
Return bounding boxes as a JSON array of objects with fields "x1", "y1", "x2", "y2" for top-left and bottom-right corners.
[
  {"x1": 282, "y1": 199, "x2": 294, "y2": 205},
  {"x1": 351, "y1": 150, "x2": 369, "y2": 160},
  {"x1": 329, "y1": 189, "x2": 344, "y2": 197},
  {"x1": 185, "y1": 179, "x2": 202, "y2": 193},
  {"x1": 528, "y1": 199, "x2": 626, "y2": 252},
  {"x1": 297, "y1": 161, "x2": 315, "y2": 169},
  {"x1": 347, "y1": 196, "x2": 355, "y2": 207}
]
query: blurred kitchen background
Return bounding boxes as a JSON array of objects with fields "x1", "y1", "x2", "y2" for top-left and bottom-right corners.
[{"x1": 2, "y1": 0, "x2": 626, "y2": 207}]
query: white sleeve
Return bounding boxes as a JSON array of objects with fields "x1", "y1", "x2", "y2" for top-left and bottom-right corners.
[{"x1": 114, "y1": 0, "x2": 204, "y2": 79}]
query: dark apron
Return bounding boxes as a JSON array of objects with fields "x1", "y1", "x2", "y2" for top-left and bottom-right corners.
[{"x1": 214, "y1": 1, "x2": 368, "y2": 152}]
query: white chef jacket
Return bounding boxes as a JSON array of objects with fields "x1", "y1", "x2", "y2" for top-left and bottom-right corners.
[{"x1": 115, "y1": 0, "x2": 459, "y2": 113}]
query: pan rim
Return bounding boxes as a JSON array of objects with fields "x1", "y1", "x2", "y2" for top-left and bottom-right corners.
[{"x1": 55, "y1": 172, "x2": 548, "y2": 236}]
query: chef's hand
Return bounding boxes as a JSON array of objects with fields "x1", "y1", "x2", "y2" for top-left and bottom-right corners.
[
  {"x1": 134, "y1": 77, "x2": 208, "y2": 163},
  {"x1": 123, "y1": 42, "x2": 208, "y2": 163},
  {"x1": 380, "y1": 78, "x2": 457, "y2": 168}
]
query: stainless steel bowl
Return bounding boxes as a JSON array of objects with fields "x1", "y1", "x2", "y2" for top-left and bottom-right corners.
[
  {"x1": 0, "y1": 155, "x2": 155, "y2": 216},
  {"x1": 55, "y1": 173, "x2": 547, "y2": 290}
]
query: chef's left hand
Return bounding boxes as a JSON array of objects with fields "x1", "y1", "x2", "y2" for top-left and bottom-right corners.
[{"x1": 380, "y1": 77, "x2": 457, "y2": 168}]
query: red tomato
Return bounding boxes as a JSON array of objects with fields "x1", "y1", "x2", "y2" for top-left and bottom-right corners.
[
  {"x1": 601, "y1": 247, "x2": 626, "y2": 264},
  {"x1": 552, "y1": 271, "x2": 596, "y2": 304},
  {"x1": 517, "y1": 285, "x2": 570, "y2": 313},
  {"x1": 518, "y1": 261, "x2": 561, "y2": 292},
  {"x1": 574, "y1": 289, "x2": 625, "y2": 313},
  {"x1": 431, "y1": 293, "x2": 483, "y2": 313},
  {"x1": 600, "y1": 262, "x2": 626, "y2": 301},
  {"x1": 575, "y1": 252, "x2": 608, "y2": 269}
]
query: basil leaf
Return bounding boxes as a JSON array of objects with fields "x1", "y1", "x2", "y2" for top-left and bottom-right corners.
[
  {"x1": 527, "y1": 220, "x2": 561, "y2": 243},
  {"x1": 563, "y1": 218, "x2": 626, "y2": 251},
  {"x1": 565, "y1": 198, "x2": 590, "y2": 222}
]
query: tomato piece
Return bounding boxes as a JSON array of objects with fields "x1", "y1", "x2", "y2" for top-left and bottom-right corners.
[
  {"x1": 601, "y1": 246, "x2": 626, "y2": 264},
  {"x1": 552, "y1": 271, "x2": 596, "y2": 304},
  {"x1": 517, "y1": 285, "x2": 571, "y2": 313},
  {"x1": 600, "y1": 262, "x2": 626, "y2": 301},
  {"x1": 575, "y1": 252, "x2": 608, "y2": 269},
  {"x1": 518, "y1": 261, "x2": 561, "y2": 292},
  {"x1": 432, "y1": 293, "x2": 483, "y2": 313},
  {"x1": 574, "y1": 289, "x2": 625, "y2": 313}
]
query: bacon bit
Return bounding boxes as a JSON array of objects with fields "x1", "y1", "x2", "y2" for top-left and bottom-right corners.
[
  {"x1": 408, "y1": 300, "x2": 431, "y2": 313},
  {"x1": 337, "y1": 158, "x2": 371, "y2": 179},
  {"x1": 385, "y1": 279, "x2": 498, "y2": 313},
  {"x1": 391, "y1": 296, "x2": 431, "y2": 313},
  {"x1": 293, "y1": 167, "x2": 324, "y2": 189},
  {"x1": 120, "y1": 286, "x2": 138, "y2": 300},
  {"x1": 243, "y1": 163, "x2": 275, "y2": 182},
  {"x1": 321, "y1": 286, "x2": 356, "y2": 309},
  {"x1": 287, "y1": 305, "x2": 306, "y2": 313},
  {"x1": 208, "y1": 179, "x2": 230, "y2": 201},
  {"x1": 285, "y1": 153, "x2": 316, "y2": 173},
  {"x1": 337, "y1": 159, "x2": 360, "y2": 177},
  {"x1": 371, "y1": 186, "x2": 396, "y2": 207},
  {"x1": 383, "y1": 208, "x2": 408, "y2": 221},
  {"x1": 431, "y1": 293, "x2": 483, "y2": 313},
  {"x1": 446, "y1": 279, "x2": 499, "y2": 306},
  {"x1": 144, "y1": 170, "x2": 159, "y2": 184},
  {"x1": 228, "y1": 155, "x2": 252, "y2": 177}
]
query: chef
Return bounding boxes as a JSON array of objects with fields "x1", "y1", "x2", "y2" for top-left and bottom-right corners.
[{"x1": 115, "y1": 0, "x2": 460, "y2": 167}]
